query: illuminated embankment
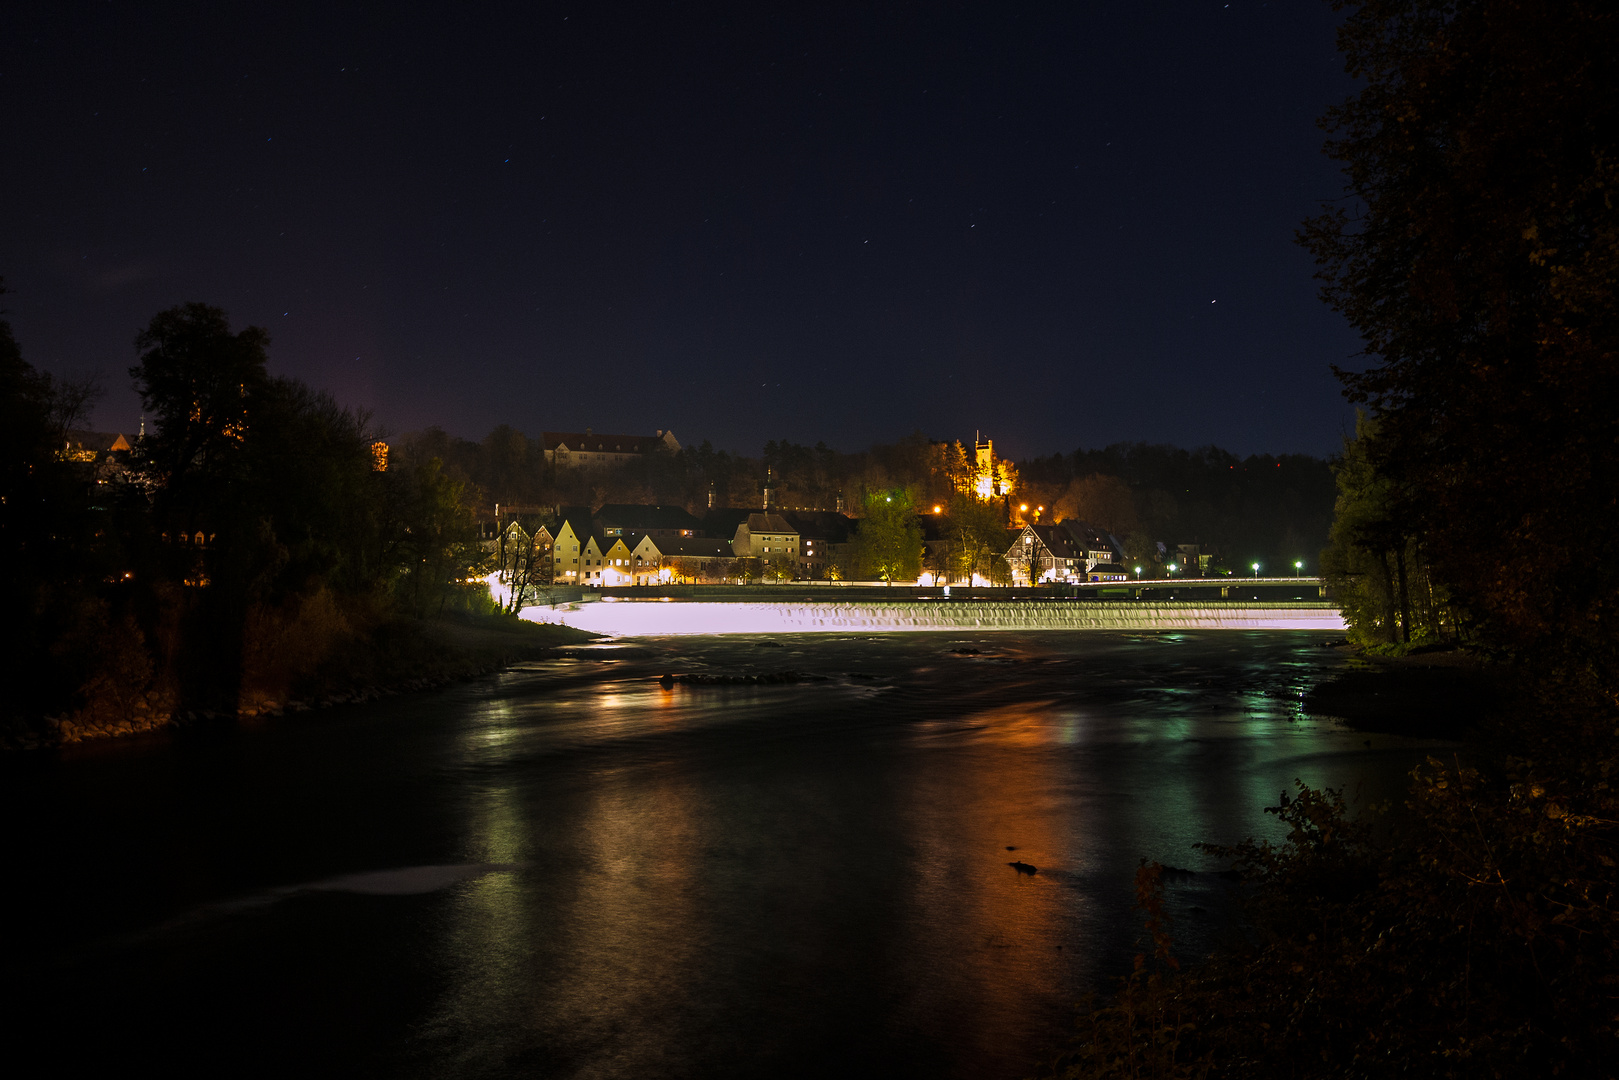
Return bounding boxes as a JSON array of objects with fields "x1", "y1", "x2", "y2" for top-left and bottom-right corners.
[{"x1": 517, "y1": 600, "x2": 1345, "y2": 636}]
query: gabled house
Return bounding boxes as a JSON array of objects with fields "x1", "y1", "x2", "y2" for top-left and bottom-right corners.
[
  {"x1": 493, "y1": 519, "x2": 554, "y2": 577},
  {"x1": 640, "y1": 535, "x2": 738, "y2": 583},
  {"x1": 1174, "y1": 543, "x2": 1213, "y2": 577},
  {"x1": 1059, "y1": 521, "x2": 1126, "y2": 572},
  {"x1": 628, "y1": 533, "x2": 671, "y2": 585},
  {"x1": 551, "y1": 508, "x2": 598, "y2": 583},
  {"x1": 730, "y1": 513, "x2": 800, "y2": 570},
  {"x1": 1007, "y1": 523, "x2": 1088, "y2": 585},
  {"x1": 596, "y1": 536, "x2": 638, "y2": 586},
  {"x1": 543, "y1": 428, "x2": 680, "y2": 468}
]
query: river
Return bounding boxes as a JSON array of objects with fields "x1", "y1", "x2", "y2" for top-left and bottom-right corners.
[{"x1": 5, "y1": 630, "x2": 1449, "y2": 1078}]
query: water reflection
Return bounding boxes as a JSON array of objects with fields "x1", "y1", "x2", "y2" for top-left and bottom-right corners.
[
  {"x1": 10, "y1": 631, "x2": 1454, "y2": 1080},
  {"x1": 897, "y1": 703, "x2": 1086, "y2": 1072}
]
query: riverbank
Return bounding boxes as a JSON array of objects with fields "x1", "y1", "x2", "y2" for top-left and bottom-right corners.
[
  {"x1": 1052, "y1": 645, "x2": 1616, "y2": 1078},
  {"x1": 1302, "y1": 643, "x2": 1503, "y2": 739},
  {"x1": 5, "y1": 613, "x2": 595, "y2": 751}
]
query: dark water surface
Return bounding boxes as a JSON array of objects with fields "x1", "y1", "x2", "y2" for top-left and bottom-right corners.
[{"x1": 6, "y1": 632, "x2": 1451, "y2": 1078}]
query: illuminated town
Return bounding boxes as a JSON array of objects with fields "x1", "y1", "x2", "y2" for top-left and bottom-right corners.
[{"x1": 8, "y1": 3, "x2": 1605, "y2": 1078}]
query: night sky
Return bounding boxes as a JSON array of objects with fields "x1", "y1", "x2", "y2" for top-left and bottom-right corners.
[{"x1": 3, "y1": 2, "x2": 1364, "y2": 459}]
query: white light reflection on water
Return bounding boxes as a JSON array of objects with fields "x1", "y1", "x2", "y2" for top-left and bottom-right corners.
[{"x1": 520, "y1": 599, "x2": 1346, "y2": 636}]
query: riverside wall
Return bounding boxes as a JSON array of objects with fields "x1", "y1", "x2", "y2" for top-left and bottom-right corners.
[{"x1": 518, "y1": 599, "x2": 1346, "y2": 636}]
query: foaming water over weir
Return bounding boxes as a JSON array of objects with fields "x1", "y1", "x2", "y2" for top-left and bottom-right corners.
[{"x1": 520, "y1": 598, "x2": 1345, "y2": 635}]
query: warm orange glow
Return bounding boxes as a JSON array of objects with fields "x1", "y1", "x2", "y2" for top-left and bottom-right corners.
[
  {"x1": 933, "y1": 505, "x2": 942, "y2": 514},
  {"x1": 370, "y1": 441, "x2": 389, "y2": 471}
]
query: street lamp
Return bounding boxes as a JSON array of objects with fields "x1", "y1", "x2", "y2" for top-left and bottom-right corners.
[
  {"x1": 1251, "y1": 561, "x2": 1261, "y2": 577},
  {"x1": 1134, "y1": 565, "x2": 1142, "y2": 579},
  {"x1": 1166, "y1": 562, "x2": 1178, "y2": 577},
  {"x1": 1294, "y1": 560, "x2": 1303, "y2": 576}
]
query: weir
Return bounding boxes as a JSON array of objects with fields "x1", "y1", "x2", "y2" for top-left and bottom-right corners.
[{"x1": 517, "y1": 599, "x2": 1345, "y2": 636}]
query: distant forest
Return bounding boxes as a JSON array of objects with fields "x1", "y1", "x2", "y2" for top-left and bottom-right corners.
[{"x1": 404, "y1": 425, "x2": 1336, "y2": 573}]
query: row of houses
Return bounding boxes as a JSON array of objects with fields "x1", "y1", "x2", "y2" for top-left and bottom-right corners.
[
  {"x1": 491, "y1": 504, "x2": 859, "y2": 588},
  {"x1": 492, "y1": 500, "x2": 1155, "y2": 591}
]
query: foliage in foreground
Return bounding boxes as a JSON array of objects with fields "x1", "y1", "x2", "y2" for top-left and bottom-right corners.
[
  {"x1": 1048, "y1": 730, "x2": 1619, "y2": 1078},
  {"x1": 2, "y1": 299, "x2": 503, "y2": 739},
  {"x1": 1301, "y1": 0, "x2": 1619, "y2": 682},
  {"x1": 1321, "y1": 415, "x2": 1467, "y2": 650}
]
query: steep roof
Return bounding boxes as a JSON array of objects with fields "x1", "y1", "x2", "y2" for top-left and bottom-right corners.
[
  {"x1": 782, "y1": 510, "x2": 854, "y2": 543},
  {"x1": 647, "y1": 536, "x2": 735, "y2": 558},
  {"x1": 1059, "y1": 520, "x2": 1123, "y2": 555},
  {"x1": 745, "y1": 513, "x2": 797, "y2": 534},
  {"x1": 1029, "y1": 523, "x2": 1085, "y2": 559},
  {"x1": 702, "y1": 507, "x2": 754, "y2": 538},
  {"x1": 554, "y1": 506, "x2": 595, "y2": 540},
  {"x1": 595, "y1": 504, "x2": 702, "y2": 532}
]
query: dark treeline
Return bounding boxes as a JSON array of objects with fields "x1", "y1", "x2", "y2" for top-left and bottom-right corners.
[
  {"x1": 1055, "y1": 3, "x2": 1619, "y2": 1077},
  {"x1": 415, "y1": 424, "x2": 1335, "y2": 575},
  {"x1": 404, "y1": 423, "x2": 752, "y2": 515},
  {"x1": 3, "y1": 296, "x2": 496, "y2": 743},
  {"x1": 1016, "y1": 444, "x2": 1334, "y2": 574}
]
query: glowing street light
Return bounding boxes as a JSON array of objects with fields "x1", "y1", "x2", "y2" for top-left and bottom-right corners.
[
  {"x1": 1166, "y1": 562, "x2": 1178, "y2": 577},
  {"x1": 1251, "y1": 561, "x2": 1261, "y2": 577},
  {"x1": 1294, "y1": 560, "x2": 1304, "y2": 576},
  {"x1": 1134, "y1": 565, "x2": 1142, "y2": 579}
]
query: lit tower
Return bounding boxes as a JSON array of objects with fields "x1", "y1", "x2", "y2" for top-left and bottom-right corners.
[{"x1": 974, "y1": 432, "x2": 995, "y2": 498}]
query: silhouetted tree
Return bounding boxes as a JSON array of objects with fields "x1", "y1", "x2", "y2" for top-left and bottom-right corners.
[{"x1": 1302, "y1": 0, "x2": 1619, "y2": 682}]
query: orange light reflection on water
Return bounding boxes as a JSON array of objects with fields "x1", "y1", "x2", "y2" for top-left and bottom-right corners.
[{"x1": 897, "y1": 699, "x2": 1085, "y2": 1064}]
